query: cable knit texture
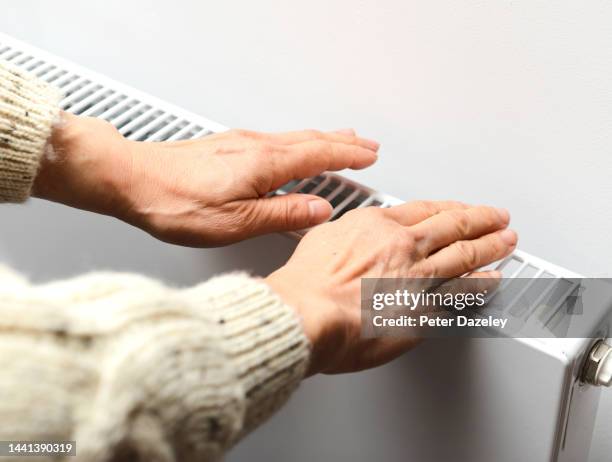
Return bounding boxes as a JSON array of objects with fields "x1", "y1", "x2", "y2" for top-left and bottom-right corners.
[
  {"x1": 0, "y1": 59, "x2": 60, "y2": 202},
  {"x1": 0, "y1": 61, "x2": 311, "y2": 460},
  {"x1": 0, "y1": 269, "x2": 310, "y2": 461}
]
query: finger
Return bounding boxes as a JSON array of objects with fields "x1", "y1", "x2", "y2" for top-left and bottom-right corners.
[
  {"x1": 416, "y1": 270, "x2": 501, "y2": 325},
  {"x1": 464, "y1": 270, "x2": 502, "y2": 280},
  {"x1": 335, "y1": 128, "x2": 356, "y2": 136},
  {"x1": 421, "y1": 229, "x2": 518, "y2": 278},
  {"x1": 252, "y1": 128, "x2": 380, "y2": 152},
  {"x1": 241, "y1": 193, "x2": 332, "y2": 235},
  {"x1": 275, "y1": 140, "x2": 378, "y2": 182},
  {"x1": 440, "y1": 270, "x2": 502, "y2": 298},
  {"x1": 384, "y1": 200, "x2": 470, "y2": 226},
  {"x1": 410, "y1": 206, "x2": 510, "y2": 255},
  {"x1": 462, "y1": 270, "x2": 502, "y2": 299}
]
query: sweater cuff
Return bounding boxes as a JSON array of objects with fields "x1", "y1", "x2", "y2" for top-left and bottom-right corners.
[
  {"x1": 0, "y1": 60, "x2": 61, "y2": 202},
  {"x1": 183, "y1": 273, "x2": 311, "y2": 435}
]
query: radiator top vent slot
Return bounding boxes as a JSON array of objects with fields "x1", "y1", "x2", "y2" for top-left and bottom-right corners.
[{"x1": 0, "y1": 38, "x2": 223, "y2": 144}]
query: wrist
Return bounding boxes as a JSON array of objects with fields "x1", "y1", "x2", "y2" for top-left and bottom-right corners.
[
  {"x1": 32, "y1": 113, "x2": 134, "y2": 217},
  {"x1": 265, "y1": 268, "x2": 333, "y2": 376}
]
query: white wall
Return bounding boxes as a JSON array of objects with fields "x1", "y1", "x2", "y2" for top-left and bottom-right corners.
[{"x1": 1, "y1": 1, "x2": 611, "y2": 460}]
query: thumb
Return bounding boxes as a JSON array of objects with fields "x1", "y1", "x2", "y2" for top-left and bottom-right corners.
[{"x1": 248, "y1": 193, "x2": 333, "y2": 234}]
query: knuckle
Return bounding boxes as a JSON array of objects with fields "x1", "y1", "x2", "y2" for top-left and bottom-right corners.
[
  {"x1": 416, "y1": 200, "x2": 442, "y2": 220},
  {"x1": 412, "y1": 200, "x2": 436, "y2": 214},
  {"x1": 455, "y1": 241, "x2": 479, "y2": 268},
  {"x1": 304, "y1": 129, "x2": 323, "y2": 138},
  {"x1": 407, "y1": 226, "x2": 428, "y2": 255},
  {"x1": 490, "y1": 234, "x2": 505, "y2": 255},
  {"x1": 396, "y1": 227, "x2": 417, "y2": 251},
  {"x1": 479, "y1": 206, "x2": 499, "y2": 227},
  {"x1": 282, "y1": 199, "x2": 308, "y2": 228},
  {"x1": 277, "y1": 199, "x2": 293, "y2": 227},
  {"x1": 408, "y1": 260, "x2": 436, "y2": 279},
  {"x1": 448, "y1": 210, "x2": 470, "y2": 236}
]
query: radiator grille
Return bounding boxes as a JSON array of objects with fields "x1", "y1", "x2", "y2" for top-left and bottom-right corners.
[{"x1": 0, "y1": 41, "x2": 215, "y2": 142}]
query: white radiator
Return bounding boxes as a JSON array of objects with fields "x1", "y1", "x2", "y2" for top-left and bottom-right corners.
[{"x1": 1, "y1": 32, "x2": 609, "y2": 462}]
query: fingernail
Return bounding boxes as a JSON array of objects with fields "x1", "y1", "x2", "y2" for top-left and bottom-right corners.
[
  {"x1": 308, "y1": 199, "x2": 332, "y2": 223},
  {"x1": 499, "y1": 229, "x2": 517, "y2": 246},
  {"x1": 334, "y1": 129, "x2": 379, "y2": 152},
  {"x1": 496, "y1": 208, "x2": 510, "y2": 223}
]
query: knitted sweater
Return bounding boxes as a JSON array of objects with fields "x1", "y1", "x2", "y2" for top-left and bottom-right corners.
[{"x1": 0, "y1": 61, "x2": 310, "y2": 461}]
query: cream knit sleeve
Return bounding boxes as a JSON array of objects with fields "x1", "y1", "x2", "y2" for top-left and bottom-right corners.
[
  {"x1": 0, "y1": 60, "x2": 61, "y2": 202},
  {"x1": 0, "y1": 268, "x2": 310, "y2": 461},
  {"x1": 0, "y1": 61, "x2": 311, "y2": 460}
]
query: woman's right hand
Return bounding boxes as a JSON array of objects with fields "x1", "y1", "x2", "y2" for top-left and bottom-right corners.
[{"x1": 265, "y1": 200, "x2": 518, "y2": 376}]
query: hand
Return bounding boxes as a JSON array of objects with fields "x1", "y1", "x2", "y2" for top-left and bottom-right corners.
[
  {"x1": 265, "y1": 201, "x2": 518, "y2": 376},
  {"x1": 33, "y1": 113, "x2": 379, "y2": 246}
]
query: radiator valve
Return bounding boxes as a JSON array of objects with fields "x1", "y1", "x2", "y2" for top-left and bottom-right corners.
[{"x1": 583, "y1": 339, "x2": 612, "y2": 387}]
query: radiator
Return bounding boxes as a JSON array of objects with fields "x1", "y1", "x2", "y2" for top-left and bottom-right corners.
[{"x1": 1, "y1": 32, "x2": 609, "y2": 462}]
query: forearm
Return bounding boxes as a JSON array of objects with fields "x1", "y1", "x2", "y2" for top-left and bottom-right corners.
[{"x1": 0, "y1": 267, "x2": 309, "y2": 461}]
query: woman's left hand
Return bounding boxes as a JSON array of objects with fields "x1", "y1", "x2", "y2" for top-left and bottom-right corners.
[{"x1": 33, "y1": 113, "x2": 379, "y2": 246}]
